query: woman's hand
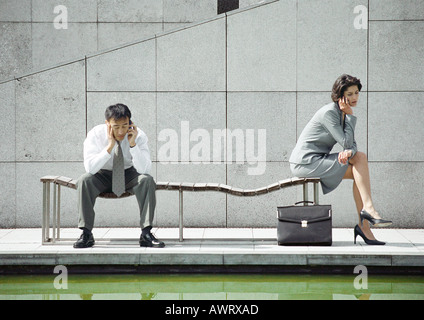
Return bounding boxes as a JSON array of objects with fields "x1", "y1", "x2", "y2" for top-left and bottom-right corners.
[
  {"x1": 127, "y1": 123, "x2": 138, "y2": 147},
  {"x1": 338, "y1": 150, "x2": 352, "y2": 165},
  {"x1": 339, "y1": 97, "x2": 353, "y2": 115}
]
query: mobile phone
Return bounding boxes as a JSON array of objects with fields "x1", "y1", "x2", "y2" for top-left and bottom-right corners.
[
  {"x1": 343, "y1": 96, "x2": 350, "y2": 106},
  {"x1": 346, "y1": 97, "x2": 351, "y2": 106}
]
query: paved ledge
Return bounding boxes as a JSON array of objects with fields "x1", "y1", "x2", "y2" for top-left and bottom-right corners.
[{"x1": 0, "y1": 228, "x2": 423, "y2": 274}]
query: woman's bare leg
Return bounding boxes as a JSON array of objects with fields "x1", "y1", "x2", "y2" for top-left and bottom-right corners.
[
  {"x1": 353, "y1": 181, "x2": 376, "y2": 240},
  {"x1": 348, "y1": 151, "x2": 382, "y2": 219},
  {"x1": 352, "y1": 180, "x2": 362, "y2": 214},
  {"x1": 343, "y1": 161, "x2": 376, "y2": 240}
]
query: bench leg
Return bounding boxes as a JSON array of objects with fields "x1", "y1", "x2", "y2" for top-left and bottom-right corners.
[
  {"x1": 313, "y1": 181, "x2": 319, "y2": 205},
  {"x1": 42, "y1": 182, "x2": 54, "y2": 244},
  {"x1": 57, "y1": 185, "x2": 61, "y2": 240},
  {"x1": 179, "y1": 189, "x2": 184, "y2": 242},
  {"x1": 302, "y1": 181, "x2": 320, "y2": 205},
  {"x1": 303, "y1": 183, "x2": 309, "y2": 205},
  {"x1": 51, "y1": 184, "x2": 62, "y2": 243},
  {"x1": 42, "y1": 182, "x2": 48, "y2": 244},
  {"x1": 42, "y1": 181, "x2": 53, "y2": 244},
  {"x1": 42, "y1": 182, "x2": 62, "y2": 244},
  {"x1": 52, "y1": 183, "x2": 56, "y2": 243}
]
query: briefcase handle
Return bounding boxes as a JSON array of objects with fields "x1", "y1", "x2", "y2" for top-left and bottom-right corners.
[{"x1": 294, "y1": 201, "x2": 315, "y2": 206}]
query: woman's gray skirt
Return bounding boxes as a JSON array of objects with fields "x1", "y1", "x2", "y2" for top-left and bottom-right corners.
[{"x1": 290, "y1": 153, "x2": 349, "y2": 195}]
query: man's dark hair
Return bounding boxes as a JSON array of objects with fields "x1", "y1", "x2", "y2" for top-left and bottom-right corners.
[
  {"x1": 105, "y1": 103, "x2": 132, "y2": 121},
  {"x1": 331, "y1": 74, "x2": 362, "y2": 103}
]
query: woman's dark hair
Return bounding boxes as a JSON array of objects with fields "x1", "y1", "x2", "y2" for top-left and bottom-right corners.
[
  {"x1": 331, "y1": 74, "x2": 362, "y2": 102},
  {"x1": 105, "y1": 103, "x2": 132, "y2": 121}
]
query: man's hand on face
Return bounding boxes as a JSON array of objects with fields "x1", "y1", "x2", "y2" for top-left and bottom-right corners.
[
  {"x1": 105, "y1": 117, "x2": 137, "y2": 153},
  {"x1": 106, "y1": 122, "x2": 116, "y2": 154}
]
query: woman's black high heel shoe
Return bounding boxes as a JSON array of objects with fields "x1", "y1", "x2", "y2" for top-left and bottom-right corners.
[
  {"x1": 354, "y1": 224, "x2": 385, "y2": 245},
  {"x1": 360, "y1": 210, "x2": 392, "y2": 228}
]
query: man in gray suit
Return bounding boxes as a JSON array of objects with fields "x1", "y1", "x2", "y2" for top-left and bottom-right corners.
[{"x1": 74, "y1": 103, "x2": 165, "y2": 248}]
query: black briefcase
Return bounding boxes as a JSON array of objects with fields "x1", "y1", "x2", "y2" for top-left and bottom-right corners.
[{"x1": 277, "y1": 201, "x2": 332, "y2": 246}]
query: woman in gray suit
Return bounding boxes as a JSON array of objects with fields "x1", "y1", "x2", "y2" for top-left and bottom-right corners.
[{"x1": 289, "y1": 74, "x2": 392, "y2": 245}]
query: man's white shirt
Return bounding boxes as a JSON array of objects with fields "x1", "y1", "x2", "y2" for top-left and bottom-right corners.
[{"x1": 83, "y1": 124, "x2": 152, "y2": 175}]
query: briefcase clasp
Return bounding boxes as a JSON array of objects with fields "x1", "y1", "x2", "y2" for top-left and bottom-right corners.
[{"x1": 301, "y1": 220, "x2": 308, "y2": 228}]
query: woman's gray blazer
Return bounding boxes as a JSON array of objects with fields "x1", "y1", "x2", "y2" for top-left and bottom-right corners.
[
  {"x1": 289, "y1": 102, "x2": 358, "y2": 194},
  {"x1": 289, "y1": 102, "x2": 358, "y2": 165}
]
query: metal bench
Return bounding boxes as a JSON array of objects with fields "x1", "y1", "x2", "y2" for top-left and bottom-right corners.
[{"x1": 40, "y1": 175, "x2": 320, "y2": 244}]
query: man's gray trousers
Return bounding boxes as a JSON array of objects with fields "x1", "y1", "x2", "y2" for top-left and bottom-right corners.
[{"x1": 77, "y1": 167, "x2": 156, "y2": 231}]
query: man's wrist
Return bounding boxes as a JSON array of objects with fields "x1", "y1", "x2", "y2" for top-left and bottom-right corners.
[{"x1": 106, "y1": 142, "x2": 115, "y2": 154}]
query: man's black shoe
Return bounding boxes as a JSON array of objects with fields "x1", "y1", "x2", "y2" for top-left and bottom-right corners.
[
  {"x1": 139, "y1": 232, "x2": 165, "y2": 248},
  {"x1": 73, "y1": 232, "x2": 95, "y2": 248}
]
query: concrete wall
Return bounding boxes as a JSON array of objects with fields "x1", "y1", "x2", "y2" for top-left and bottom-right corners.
[
  {"x1": 1, "y1": 0, "x2": 424, "y2": 229},
  {"x1": 0, "y1": 0, "x2": 264, "y2": 80}
]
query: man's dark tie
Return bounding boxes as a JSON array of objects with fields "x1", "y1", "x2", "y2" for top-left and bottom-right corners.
[{"x1": 112, "y1": 141, "x2": 125, "y2": 196}]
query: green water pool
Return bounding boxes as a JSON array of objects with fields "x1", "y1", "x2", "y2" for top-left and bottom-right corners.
[{"x1": 1, "y1": 274, "x2": 424, "y2": 300}]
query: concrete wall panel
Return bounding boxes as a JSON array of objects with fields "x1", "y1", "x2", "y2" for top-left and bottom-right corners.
[
  {"x1": 0, "y1": 0, "x2": 31, "y2": 22},
  {"x1": 98, "y1": 23, "x2": 163, "y2": 51},
  {"x1": 0, "y1": 23, "x2": 32, "y2": 80},
  {"x1": 87, "y1": 40, "x2": 156, "y2": 91},
  {"x1": 0, "y1": 81, "x2": 16, "y2": 161},
  {"x1": 369, "y1": 21, "x2": 424, "y2": 91},
  {"x1": 157, "y1": 18, "x2": 226, "y2": 91},
  {"x1": 297, "y1": 0, "x2": 368, "y2": 91},
  {"x1": 163, "y1": 0, "x2": 217, "y2": 23},
  {"x1": 32, "y1": 0, "x2": 98, "y2": 22},
  {"x1": 98, "y1": 0, "x2": 163, "y2": 23},
  {"x1": 15, "y1": 61, "x2": 86, "y2": 162},
  {"x1": 15, "y1": 162, "x2": 84, "y2": 228},
  {"x1": 368, "y1": 92, "x2": 424, "y2": 161},
  {"x1": 32, "y1": 23, "x2": 97, "y2": 70},
  {"x1": 369, "y1": 0, "x2": 424, "y2": 20},
  {"x1": 369, "y1": 162, "x2": 424, "y2": 228},
  {"x1": 227, "y1": 0, "x2": 296, "y2": 91},
  {"x1": 227, "y1": 92, "x2": 296, "y2": 162},
  {"x1": 0, "y1": 163, "x2": 16, "y2": 228},
  {"x1": 157, "y1": 92, "x2": 227, "y2": 162}
]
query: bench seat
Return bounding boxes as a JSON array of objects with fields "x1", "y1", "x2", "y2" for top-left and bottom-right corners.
[{"x1": 40, "y1": 175, "x2": 320, "y2": 243}]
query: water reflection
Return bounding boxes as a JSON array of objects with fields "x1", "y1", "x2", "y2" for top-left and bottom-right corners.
[{"x1": 1, "y1": 274, "x2": 424, "y2": 300}]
